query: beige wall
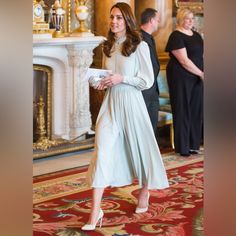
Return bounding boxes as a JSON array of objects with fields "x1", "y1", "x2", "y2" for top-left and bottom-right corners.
[{"x1": 156, "y1": 0, "x2": 173, "y2": 55}]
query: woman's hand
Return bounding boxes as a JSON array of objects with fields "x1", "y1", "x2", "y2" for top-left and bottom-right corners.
[
  {"x1": 172, "y1": 48, "x2": 204, "y2": 80},
  {"x1": 95, "y1": 74, "x2": 123, "y2": 90},
  {"x1": 96, "y1": 83, "x2": 108, "y2": 90},
  {"x1": 101, "y1": 74, "x2": 123, "y2": 88}
]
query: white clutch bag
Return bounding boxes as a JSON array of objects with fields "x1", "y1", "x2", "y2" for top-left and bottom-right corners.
[
  {"x1": 88, "y1": 76, "x2": 103, "y2": 88},
  {"x1": 85, "y1": 68, "x2": 112, "y2": 88}
]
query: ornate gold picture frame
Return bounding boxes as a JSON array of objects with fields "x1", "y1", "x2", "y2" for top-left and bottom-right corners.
[{"x1": 173, "y1": 0, "x2": 204, "y2": 15}]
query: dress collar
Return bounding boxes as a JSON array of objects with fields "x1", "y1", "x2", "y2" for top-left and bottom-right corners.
[{"x1": 115, "y1": 35, "x2": 126, "y2": 45}]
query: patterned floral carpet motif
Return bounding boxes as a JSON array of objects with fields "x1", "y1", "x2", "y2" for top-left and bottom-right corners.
[{"x1": 33, "y1": 153, "x2": 203, "y2": 236}]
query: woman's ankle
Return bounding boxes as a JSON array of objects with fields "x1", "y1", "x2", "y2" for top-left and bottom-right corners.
[
  {"x1": 137, "y1": 188, "x2": 149, "y2": 205},
  {"x1": 139, "y1": 186, "x2": 148, "y2": 195},
  {"x1": 88, "y1": 208, "x2": 100, "y2": 223}
]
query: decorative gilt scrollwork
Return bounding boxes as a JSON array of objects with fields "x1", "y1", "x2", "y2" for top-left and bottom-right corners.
[{"x1": 174, "y1": 0, "x2": 203, "y2": 15}]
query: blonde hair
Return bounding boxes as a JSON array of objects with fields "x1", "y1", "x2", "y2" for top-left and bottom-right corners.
[{"x1": 176, "y1": 8, "x2": 194, "y2": 27}]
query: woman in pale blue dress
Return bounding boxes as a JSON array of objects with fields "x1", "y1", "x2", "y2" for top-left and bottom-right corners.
[{"x1": 82, "y1": 2, "x2": 169, "y2": 231}]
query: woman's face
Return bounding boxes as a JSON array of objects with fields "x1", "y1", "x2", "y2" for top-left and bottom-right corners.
[
  {"x1": 182, "y1": 12, "x2": 194, "y2": 30},
  {"x1": 110, "y1": 7, "x2": 126, "y2": 37}
]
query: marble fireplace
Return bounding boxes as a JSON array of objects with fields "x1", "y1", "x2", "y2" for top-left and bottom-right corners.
[{"x1": 33, "y1": 36, "x2": 105, "y2": 141}]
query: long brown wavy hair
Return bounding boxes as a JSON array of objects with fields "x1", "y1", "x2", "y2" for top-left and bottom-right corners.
[{"x1": 103, "y1": 2, "x2": 142, "y2": 57}]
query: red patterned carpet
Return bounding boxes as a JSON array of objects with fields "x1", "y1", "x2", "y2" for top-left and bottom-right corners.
[{"x1": 33, "y1": 154, "x2": 203, "y2": 236}]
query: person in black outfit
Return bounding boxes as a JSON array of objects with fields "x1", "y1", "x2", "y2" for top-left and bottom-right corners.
[
  {"x1": 140, "y1": 8, "x2": 160, "y2": 136},
  {"x1": 165, "y1": 8, "x2": 204, "y2": 156}
]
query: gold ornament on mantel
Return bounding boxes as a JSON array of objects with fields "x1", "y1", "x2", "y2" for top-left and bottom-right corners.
[
  {"x1": 50, "y1": 0, "x2": 66, "y2": 38},
  {"x1": 70, "y1": 0, "x2": 94, "y2": 37},
  {"x1": 33, "y1": 0, "x2": 52, "y2": 38},
  {"x1": 33, "y1": 96, "x2": 60, "y2": 151}
]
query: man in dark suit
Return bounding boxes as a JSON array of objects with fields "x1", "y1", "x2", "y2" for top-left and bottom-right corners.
[{"x1": 140, "y1": 8, "x2": 161, "y2": 136}]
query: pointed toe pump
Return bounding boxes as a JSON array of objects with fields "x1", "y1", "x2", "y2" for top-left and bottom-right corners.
[
  {"x1": 135, "y1": 192, "x2": 150, "y2": 214},
  {"x1": 81, "y1": 209, "x2": 104, "y2": 231}
]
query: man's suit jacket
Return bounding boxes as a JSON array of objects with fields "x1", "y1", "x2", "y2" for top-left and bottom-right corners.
[{"x1": 141, "y1": 29, "x2": 160, "y2": 102}]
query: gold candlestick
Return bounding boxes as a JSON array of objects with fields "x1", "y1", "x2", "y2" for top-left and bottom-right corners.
[
  {"x1": 33, "y1": 96, "x2": 59, "y2": 151},
  {"x1": 35, "y1": 96, "x2": 47, "y2": 141}
]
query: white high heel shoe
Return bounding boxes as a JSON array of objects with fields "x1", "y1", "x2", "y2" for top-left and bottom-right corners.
[
  {"x1": 135, "y1": 192, "x2": 150, "y2": 213},
  {"x1": 81, "y1": 209, "x2": 104, "y2": 231}
]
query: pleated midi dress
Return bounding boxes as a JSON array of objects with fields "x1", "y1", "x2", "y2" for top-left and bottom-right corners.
[{"x1": 86, "y1": 36, "x2": 169, "y2": 190}]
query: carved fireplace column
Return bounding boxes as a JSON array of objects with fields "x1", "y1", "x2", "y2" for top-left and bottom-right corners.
[
  {"x1": 33, "y1": 36, "x2": 105, "y2": 141},
  {"x1": 66, "y1": 45, "x2": 94, "y2": 139}
]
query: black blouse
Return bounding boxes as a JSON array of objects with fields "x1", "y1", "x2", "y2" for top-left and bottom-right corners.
[{"x1": 165, "y1": 30, "x2": 203, "y2": 71}]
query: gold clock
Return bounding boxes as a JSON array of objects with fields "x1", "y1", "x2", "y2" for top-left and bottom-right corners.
[
  {"x1": 33, "y1": 0, "x2": 51, "y2": 36},
  {"x1": 33, "y1": 0, "x2": 45, "y2": 23},
  {"x1": 33, "y1": 3, "x2": 44, "y2": 21}
]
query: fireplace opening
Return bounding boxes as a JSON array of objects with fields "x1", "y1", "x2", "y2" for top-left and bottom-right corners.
[{"x1": 33, "y1": 65, "x2": 52, "y2": 143}]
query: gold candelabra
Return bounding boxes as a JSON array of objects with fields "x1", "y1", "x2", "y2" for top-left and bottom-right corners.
[{"x1": 33, "y1": 96, "x2": 59, "y2": 150}]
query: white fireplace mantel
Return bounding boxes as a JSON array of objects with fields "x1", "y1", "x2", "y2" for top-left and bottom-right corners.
[{"x1": 33, "y1": 36, "x2": 105, "y2": 140}]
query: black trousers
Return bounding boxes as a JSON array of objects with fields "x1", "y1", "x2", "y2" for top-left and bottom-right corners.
[{"x1": 167, "y1": 74, "x2": 203, "y2": 154}]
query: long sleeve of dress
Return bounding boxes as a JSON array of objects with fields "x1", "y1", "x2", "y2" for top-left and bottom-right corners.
[{"x1": 122, "y1": 42, "x2": 154, "y2": 91}]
